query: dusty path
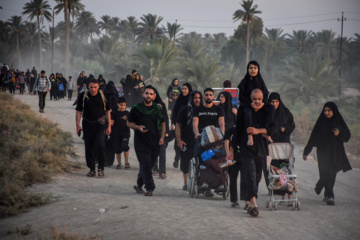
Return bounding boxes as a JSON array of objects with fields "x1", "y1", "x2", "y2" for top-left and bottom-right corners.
[{"x1": 0, "y1": 93, "x2": 359, "y2": 240}]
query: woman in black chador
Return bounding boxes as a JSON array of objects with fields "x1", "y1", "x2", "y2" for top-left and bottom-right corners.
[
  {"x1": 166, "y1": 78, "x2": 181, "y2": 113},
  {"x1": 171, "y1": 83, "x2": 192, "y2": 168},
  {"x1": 303, "y1": 102, "x2": 351, "y2": 205},
  {"x1": 237, "y1": 61, "x2": 269, "y2": 146},
  {"x1": 217, "y1": 91, "x2": 237, "y2": 132},
  {"x1": 268, "y1": 92, "x2": 295, "y2": 202},
  {"x1": 268, "y1": 92, "x2": 295, "y2": 143}
]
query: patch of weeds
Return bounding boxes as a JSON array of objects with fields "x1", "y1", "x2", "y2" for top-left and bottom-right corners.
[{"x1": 6, "y1": 224, "x2": 32, "y2": 235}]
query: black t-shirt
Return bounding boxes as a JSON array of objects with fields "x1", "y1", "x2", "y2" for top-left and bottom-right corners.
[
  {"x1": 76, "y1": 91, "x2": 110, "y2": 121},
  {"x1": 176, "y1": 106, "x2": 195, "y2": 148},
  {"x1": 128, "y1": 103, "x2": 164, "y2": 148},
  {"x1": 112, "y1": 110, "x2": 130, "y2": 137},
  {"x1": 193, "y1": 105, "x2": 225, "y2": 133}
]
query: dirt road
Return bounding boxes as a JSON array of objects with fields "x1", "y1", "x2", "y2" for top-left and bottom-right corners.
[{"x1": 0, "y1": 94, "x2": 359, "y2": 240}]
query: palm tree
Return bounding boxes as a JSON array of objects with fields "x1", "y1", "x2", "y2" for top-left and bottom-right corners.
[
  {"x1": 98, "y1": 15, "x2": 114, "y2": 36},
  {"x1": 313, "y1": 30, "x2": 337, "y2": 60},
  {"x1": 133, "y1": 38, "x2": 178, "y2": 84},
  {"x1": 233, "y1": 0, "x2": 262, "y2": 67},
  {"x1": 22, "y1": 0, "x2": 52, "y2": 69},
  {"x1": 7, "y1": 16, "x2": 24, "y2": 68},
  {"x1": 55, "y1": 0, "x2": 84, "y2": 75},
  {"x1": 286, "y1": 30, "x2": 313, "y2": 55},
  {"x1": 165, "y1": 21, "x2": 183, "y2": 46},
  {"x1": 280, "y1": 55, "x2": 338, "y2": 105},
  {"x1": 138, "y1": 14, "x2": 164, "y2": 42},
  {"x1": 181, "y1": 55, "x2": 221, "y2": 89},
  {"x1": 179, "y1": 37, "x2": 204, "y2": 60},
  {"x1": 75, "y1": 11, "x2": 100, "y2": 43},
  {"x1": 22, "y1": 22, "x2": 37, "y2": 66}
]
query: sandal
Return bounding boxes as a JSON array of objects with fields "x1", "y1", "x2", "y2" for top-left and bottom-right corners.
[
  {"x1": 98, "y1": 169, "x2": 104, "y2": 177},
  {"x1": 116, "y1": 164, "x2": 122, "y2": 169},
  {"x1": 87, "y1": 170, "x2": 96, "y2": 177},
  {"x1": 249, "y1": 207, "x2": 259, "y2": 217},
  {"x1": 244, "y1": 203, "x2": 249, "y2": 210},
  {"x1": 159, "y1": 173, "x2": 167, "y2": 179},
  {"x1": 125, "y1": 162, "x2": 130, "y2": 168}
]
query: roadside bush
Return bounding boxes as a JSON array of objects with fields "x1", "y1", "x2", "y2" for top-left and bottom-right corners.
[{"x1": 0, "y1": 93, "x2": 78, "y2": 217}]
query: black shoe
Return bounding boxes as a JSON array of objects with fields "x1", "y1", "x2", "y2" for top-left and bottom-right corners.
[
  {"x1": 173, "y1": 160, "x2": 179, "y2": 168},
  {"x1": 134, "y1": 185, "x2": 145, "y2": 194}
]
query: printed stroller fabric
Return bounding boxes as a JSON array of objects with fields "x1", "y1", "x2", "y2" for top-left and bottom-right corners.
[
  {"x1": 269, "y1": 162, "x2": 298, "y2": 193},
  {"x1": 200, "y1": 125, "x2": 224, "y2": 149}
]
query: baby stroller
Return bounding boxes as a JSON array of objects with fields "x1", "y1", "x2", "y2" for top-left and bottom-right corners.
[
  {"x1": 187, "y1": 126, "x2": 229, "y2": 199},
  {"x1": 266, "y1": 143, "x2": 300, "y2": 210}
]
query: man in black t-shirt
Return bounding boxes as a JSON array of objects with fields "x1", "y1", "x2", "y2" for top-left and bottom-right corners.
[
  {"x1": 227, "y1": 89, "x2": 275, "y2": 217},
  {"x1": 193, "y1": 88, "x2": 225, "y2": 197},
  {"x1": 76, "y1": 78, "x2": 111, "y2": 177},
  {"x1": 193, "y1": 88, "x2": 225, "y2": 138},
  {"x1": 176, "y1": 90, "x2": 202, "y2": 190},
  {"x1": 127, "y1": 85, "x2": 166, "y2": 196}
]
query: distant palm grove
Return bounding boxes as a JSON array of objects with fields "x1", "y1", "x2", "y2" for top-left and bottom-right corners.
[{"x1": 1, "y1": 0, "x2": 360, "y2": 104}]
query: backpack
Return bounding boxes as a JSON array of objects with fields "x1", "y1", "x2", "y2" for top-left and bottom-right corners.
[{"x1": 82, "y1": 89, "x2": 107, "y2": 111}]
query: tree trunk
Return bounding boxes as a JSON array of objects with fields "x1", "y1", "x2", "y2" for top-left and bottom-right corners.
[
  {"x1": 65, "y1": 0, "x2": 70, "y2": 77},
  {"x1": 246, "y1": 19, "x2": 250, "y2": 70},
  {"x1": 16, "y1": 33, "x2": 22, "y2": 69},
  {"x1": 37, "y1": 16, "x2": 42, "y2": 69}
]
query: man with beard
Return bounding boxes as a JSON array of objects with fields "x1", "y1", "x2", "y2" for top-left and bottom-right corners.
[
  {"x1": 176, "y1": 91, "x2": 202, "y2": 190},
  {"x1": 76, "y1": 78, "x2": 112, "y2": 177},
  {"x1": 127, "y1": 85, "x2": 166, "y2": 196},
  {"x1": 193, "y1": 88, "x2": 225, "y2": 197},
  {"x1": 226, "y1": 89, "x2": 275, "y2": 217}
]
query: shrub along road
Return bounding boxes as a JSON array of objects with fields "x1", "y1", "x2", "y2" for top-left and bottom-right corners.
[{"x1": 0, "y1": 93, "x2": 359, "y2": 240}]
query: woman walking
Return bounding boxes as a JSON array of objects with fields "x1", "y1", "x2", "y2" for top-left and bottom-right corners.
[{"x1": 303, "y1": 102, "x2": 351, "y2": 205}]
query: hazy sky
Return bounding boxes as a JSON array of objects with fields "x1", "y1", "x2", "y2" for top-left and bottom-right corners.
[{"x1": 1, "y1": 0, "x2": 359, "y2": 38}]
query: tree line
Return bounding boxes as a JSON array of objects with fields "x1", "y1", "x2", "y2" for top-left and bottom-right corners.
[{"x1": 1, "y1": 0, "x2": 360, "y2": 104}]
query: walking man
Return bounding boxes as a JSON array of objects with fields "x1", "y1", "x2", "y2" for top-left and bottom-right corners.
[
  {"x1": 227, "y1": 89, "x2": 275, "y2": 217},
  {"x1": 76, "y1": 78, "x2": 112, "y2": 177},
  {"x1": 33, "y1": 70, "x2": 51, "y2": 113},
  {"x1": 128, "y1": 85, "x2": 166, "y2": 196}
]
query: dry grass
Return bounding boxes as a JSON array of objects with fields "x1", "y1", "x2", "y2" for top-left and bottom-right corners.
[{"x1": 0, "y1": 92, "x2": 78, "y2": 217}]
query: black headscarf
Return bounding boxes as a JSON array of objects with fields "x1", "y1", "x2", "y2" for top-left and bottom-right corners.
[
  {"x1": 238, "y1": 61, "x2": 269, "y2": 107},
  {"x1": 104, "y1": 81, "x2": 118, "y2": 111},
  {"x1": 268, "y1": 92, "x2": 295, "y2": 143},
  {"x1": 217, "y1": 91, "x2": 236, "y2": 131},
  {"x1": 171, "y1": 83, "x2": 193, "y2": 124},
  {"x1": 304, "y1": 102, "x2": 351, "y2": 172}
]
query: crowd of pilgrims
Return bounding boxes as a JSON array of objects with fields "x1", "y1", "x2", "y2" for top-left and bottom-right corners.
[{"x1": 1, "y1": 61, "x2": 351, "y2": 210}]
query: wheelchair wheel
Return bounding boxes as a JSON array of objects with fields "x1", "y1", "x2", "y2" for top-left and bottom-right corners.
[{"x1": 188, "y1": 159, "x2": 196, "y2": 197}]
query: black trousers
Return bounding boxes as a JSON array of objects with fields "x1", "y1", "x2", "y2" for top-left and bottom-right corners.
[
  {"x1": 174, "y1": 139, "x2": 181, "y2": 162},
  {"x1": 135, "y1": 144, "x2": 160, "y2": 192},
  {"x1": 83, "y1": 120, "x2": 106, "y2": 171},
  {"x1": 153, "y1": 141, "x2": 167, "y2": 175},
  {"x1": 68, "y1": 90, "x2": 73, "y2": 100},
  {"x1": 242, "y1": 155, "x2": 264, "y2": 201},
  {"x1": 37, "y1": 91, "x2": 47, "y2": 110},
  {"x1": 229, "y1": 151, "x2": 248, "y2": 203},
  {"x1": 19, "y1": 83, "x2": 25, "y2": 94},
  {"x1": 317, "y1": 152, "x2": 337, "y2": 199}
]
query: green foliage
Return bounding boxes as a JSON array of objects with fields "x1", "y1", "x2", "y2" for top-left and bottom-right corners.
[
  {"x1": 0, "y1": 93, "x2": 78, "y2": 217},
  {"x1": 73, "y1": 56, "x2": 104, "y2": 76}
]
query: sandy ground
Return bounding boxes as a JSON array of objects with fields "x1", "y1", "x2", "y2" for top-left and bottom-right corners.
[{"x1": 0, "y1": 93, "x2": 360, "y2": 240}]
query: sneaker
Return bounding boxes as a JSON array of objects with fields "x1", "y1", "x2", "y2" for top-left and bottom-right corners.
[
  {"x1": 231, "y1": 202, "x2": 240, "y2": 208},
  {"x1": 326, "y1": 198, "x2": 335, "y2": 205},
  {"x1": 202, "y1": 182, "x2": 209, "y2": 189},
  {"x1": 219, "y1": 159, "x2": 237, "y2": 168},
  {"x1": 323, "y1": 196, "x2": 329, "y2": 202},
  {"x1": 204, "y1": 190, "x2": 214, "y2": 197},
  {"x1": 217, "y1": 185, "x2": 225, "y2": 190},
  {"x1": 173, "y1": 160, "x2": 179, "y2": 168}
]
